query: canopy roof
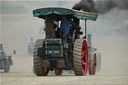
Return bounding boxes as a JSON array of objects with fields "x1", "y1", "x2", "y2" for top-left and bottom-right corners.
[{"x1": 33, "y1": 7, "x2": 98, "y2": 21}]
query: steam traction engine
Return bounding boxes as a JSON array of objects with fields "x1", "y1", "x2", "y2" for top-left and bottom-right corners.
[{"x1": 33, "y1": 7, "x2": 101, "y2": 76}]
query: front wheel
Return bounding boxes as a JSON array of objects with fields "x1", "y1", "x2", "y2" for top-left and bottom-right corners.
[
  {"x1": 96, "y1": 52, "x2": 101, "y2": 72},
  {"x1": 89, "y1": 53, "x2": 96, "y2": 75}
]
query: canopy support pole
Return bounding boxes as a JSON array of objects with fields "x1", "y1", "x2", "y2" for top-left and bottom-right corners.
[{"x1": 83, "y1": 19, "x2": 87, "y2": 39}]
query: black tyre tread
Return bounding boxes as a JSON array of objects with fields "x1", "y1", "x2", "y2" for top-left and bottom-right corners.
[
  {"x1": 4, "y1": 59, "x2": 10, "y2": 72},
  {"x1": 73, "y1": 39, "x2": 84, "y2": 76},
  {"x1": 33, "y1": 39, "x2": 45, "y2": 76}
]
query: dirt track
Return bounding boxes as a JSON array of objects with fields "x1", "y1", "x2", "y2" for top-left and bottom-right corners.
[
  {"x1": 0, "y1": 56, "x2": 128, "y2": 85},
  {"x1": 1, "y1": 72, "x2": 128, "y2": 85}
]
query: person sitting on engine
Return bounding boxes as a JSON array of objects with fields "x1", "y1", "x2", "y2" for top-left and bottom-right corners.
[{"x1": 44, "y1": 17, "x2": 56, "y2": 39}]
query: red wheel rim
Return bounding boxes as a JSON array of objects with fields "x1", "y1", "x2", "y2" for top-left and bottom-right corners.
[
  {"x1": 43, "y1": 67, "x2": 49, "y2": 76},
  {"x1": 81, "y1": 40, "x2": 88, "y2": 75},
  {"x1": 94, "y1": 53, "x2": 96, "y2": 74},
  {"x1": 44, "y1": 67, "x2": 47, "y2": 73}
]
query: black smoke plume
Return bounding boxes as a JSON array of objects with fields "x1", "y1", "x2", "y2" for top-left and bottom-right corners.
[
  {"x1": 72, "y1": 0, "x2": 128, "y2": 14},
  {"x1": 72, "y1": 0, "x2": 96, "y2": 12}
]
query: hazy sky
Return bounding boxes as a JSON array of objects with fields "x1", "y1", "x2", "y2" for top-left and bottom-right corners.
[
  {"x1": 0, "y1": 0, "x2": 128, "y2": 72},
  {"x1": 0, "y1": 0, "x2": 78, "y2": 54}
]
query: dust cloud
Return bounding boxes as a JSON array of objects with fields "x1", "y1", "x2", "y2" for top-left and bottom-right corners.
[{"x1": 0, "y1": 1, "x2": 128, "y2": 74}]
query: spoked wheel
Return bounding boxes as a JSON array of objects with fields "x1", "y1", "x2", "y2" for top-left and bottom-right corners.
[
  {"x1": 34, "y1": 39, "x2": 49, "y2": 76},
  {"x1": 55, "y1": 69, "x2": 63, "y2": 75},
  {"x1": 73, "y1": 39, "x2": 88, "y2": 76},
  {"x1": 89, "y1": 53, "x2": 96, "y2": 75}
]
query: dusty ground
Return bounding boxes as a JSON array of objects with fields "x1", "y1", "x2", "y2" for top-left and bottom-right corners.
[
  {"x1": 0, "y1": 55, "x2": 128, "y2": 85},
  {"x1": 1, "y1": 72, "x2": 128, "y2": 85}
]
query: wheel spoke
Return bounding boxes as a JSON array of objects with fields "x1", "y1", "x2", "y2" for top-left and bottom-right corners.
[
  {"x1": 73, "y1": 39, "x2": 88, "y2": 76},
  {"x1": 82, "y1": 61, "x2": 85, "y2": 65}
]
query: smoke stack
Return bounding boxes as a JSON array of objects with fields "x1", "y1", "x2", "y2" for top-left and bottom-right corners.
[{"x1": 87, "y1": 34, "x2": 92, "y2": 48}]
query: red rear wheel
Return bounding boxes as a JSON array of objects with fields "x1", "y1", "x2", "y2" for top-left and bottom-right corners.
[
  {"x1": 81, "y1": 40, "x2": 88, "y2": 75},
  {"x1": 33, "y1": 39, "x2": 49, "y2": 76},
  {"x1": 73, "y1": 39, "x2": 88, "y2": 76}
]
